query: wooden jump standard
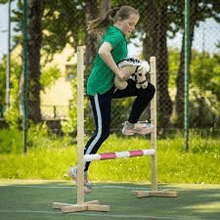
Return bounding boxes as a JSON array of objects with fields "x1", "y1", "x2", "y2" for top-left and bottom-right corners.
[{"x1": 52, "y1": 47, "x2": 178, "y2": 214}]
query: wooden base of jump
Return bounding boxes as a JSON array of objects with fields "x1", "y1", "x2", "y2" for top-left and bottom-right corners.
[
  {"x1": 132, "y1": 190, "x2": 179, "y2": 198},
  {"x1": 53, "y1": 190, "x2": 178, "y2": 213},
  {"x1": 53, "y1": 200, "x2": 110, "y2": 213}
]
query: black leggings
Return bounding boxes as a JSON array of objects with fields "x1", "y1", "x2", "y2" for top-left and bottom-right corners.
[{"x1": 84, "y1": 79, "x2": 155, "y2": 171}]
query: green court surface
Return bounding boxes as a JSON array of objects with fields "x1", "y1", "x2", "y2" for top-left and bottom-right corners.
[{"x1": 0, "y1": 180, "x2": 220, "y2": 220}]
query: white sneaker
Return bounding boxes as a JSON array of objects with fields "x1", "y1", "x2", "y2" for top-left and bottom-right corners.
[
  {"x1": 69, "y1": 166, "x2": 78, "y2": 181},
  {"x1": 122, "y1": 121, "x2": 154, "y2": 135},
  {"x1": 69, "y1": 166, "x2": 92, "y2": 193}
]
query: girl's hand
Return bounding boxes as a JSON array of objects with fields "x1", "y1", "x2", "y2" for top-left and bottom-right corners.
[
  {"x1": 114, "y1": 75, "x2": 128, "y2": 90},
  {"x1": 115, "y1": 69, "x2": 127, "y2": 81}
]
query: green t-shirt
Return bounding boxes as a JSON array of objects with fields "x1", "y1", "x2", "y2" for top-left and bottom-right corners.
[{"x1": 87, "y1": 25, "x2": 128, "y2": 95}]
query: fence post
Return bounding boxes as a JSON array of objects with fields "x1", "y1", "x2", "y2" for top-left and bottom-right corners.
[
  {"x1": 5, "y1": 0, "x2": 11, "y2": 112},
  {"x1": 184, "y1": 0, "x2": 190, "y2": 152},
  {"x1": 53, "y1": 106, "x2": 57, "y2": 118},
  {"x1": 22, "y1": 0, "x2": 29, "y2": 154}
]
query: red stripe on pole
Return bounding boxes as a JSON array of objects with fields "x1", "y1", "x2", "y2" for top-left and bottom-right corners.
[
  {"x1": 101, "y1": 152, "x2": 116, "y2": 160},
  {"x1": 130, "y1": 150, "x2": 143, "y2": 157}
]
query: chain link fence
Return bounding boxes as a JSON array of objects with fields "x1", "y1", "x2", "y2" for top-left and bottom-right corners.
[{"x1": 1, "y1": 0, "x2": 220, "y2": 139}]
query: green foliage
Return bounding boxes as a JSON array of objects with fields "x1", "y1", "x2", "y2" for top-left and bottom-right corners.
[
  {"x1": 168, "y1": 47, "x2": 220, "y2": 127},
  {"x1": 0, "y1": 123, "x2": 74, "y2": 154},
  {"x1": 0, "y1": 0, "x2": 9, "y2": 4},
  {"x1": 0, "y1": 128, "x2": 22, "y2": 154},
  {"x1": 1, "y1": 56, "x2": 62, "y2": 128},
  {"x1": 4, "y1": 59, "x2": 22, "y2": 129},
  {"x1": 168, "y1": 47, "x2": 180, "y2": 89},
  {"x1": 61, "y1": 65, "x2": 77, "y2": 135},
  {"x1": 42, "y1": 0, "x2": 87, "y2": 61},
  {"x1": 206, "y1": 53, "x2": 220, "y2": 101},
  {"x1": 0, "y1": 58, "x2": 6, "y2": 107},
  {"x1": 61, "y1": 83, "x2": 77, "y2": 135},
  {"x1": 190, "y1": 50, "x2": 214, "y2": 93},
  {"x1": 190, "y1": 50, "x2": 220, "y2": 101},
  {"x1": 4, "y1": 103, "x2": 21, "y2": 128},
  {"x1": 188, "y1": 50, "x2": 220, "y2": 127},
  {"x1": 40, "y1": 64, "x2": 62, "y2": 89},
  {"x1": 60, "y1": 63, "x2": 95, "y2": 135}
]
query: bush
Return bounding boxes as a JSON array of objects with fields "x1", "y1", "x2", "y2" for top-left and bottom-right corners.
[{"x1": 0, "y1": 129, "x2": 22, "y2": 154}]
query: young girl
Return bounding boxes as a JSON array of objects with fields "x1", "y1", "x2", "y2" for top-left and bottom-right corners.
[{"x1": 69, "y1": 6, "x2": 155, "y2": 191}]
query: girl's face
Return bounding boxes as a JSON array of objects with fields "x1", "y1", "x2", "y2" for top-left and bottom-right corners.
[{"x1": 116, "y1": 14, "x2": 139, "y2": 36}]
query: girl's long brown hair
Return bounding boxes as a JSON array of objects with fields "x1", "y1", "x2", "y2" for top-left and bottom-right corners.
[{"x1": 87, "y1": 6, "x2": 139, "y2": 37}]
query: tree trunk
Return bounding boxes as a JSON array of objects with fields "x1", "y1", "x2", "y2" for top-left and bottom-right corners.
[
  {"x1": 84, "y1": 0, "x2": 99, "y2": 77},
  {"x1": 175, "y1": 35, "x2": 185, "y2": 127},
  {"x1": 175, "y1": 0, "x2": 199, "y2": 128},
  {"x1": 157, "y1": 2, "x2": 172, "y2": 128},
  {"x1": 143, "y1": 0, "x2": 172, "y2": 128},
  {"x1": 25, "y1": 0, "x2": 45, "y2": 122}
]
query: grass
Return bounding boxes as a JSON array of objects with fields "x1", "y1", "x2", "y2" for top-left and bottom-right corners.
[{"x1": 0, "y1": 127, "x2": 220, "y2": 184}]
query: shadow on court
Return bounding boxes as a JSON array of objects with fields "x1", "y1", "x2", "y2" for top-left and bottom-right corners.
[{"x1": 0, "y1": 180, "x2": 220, "y2": 220}]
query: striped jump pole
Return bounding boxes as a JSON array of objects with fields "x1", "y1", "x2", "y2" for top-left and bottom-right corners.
[{"x1": 84, "y1": 149, "x2": 155, "y2": 162}]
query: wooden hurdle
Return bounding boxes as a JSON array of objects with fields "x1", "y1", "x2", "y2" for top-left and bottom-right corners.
[{"x1": 53, "y1": 47, "x2": 178, "y2": 214}]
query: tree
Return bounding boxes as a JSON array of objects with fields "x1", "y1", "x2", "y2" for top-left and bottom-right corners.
[
  {"x1": 13, "y1": 0, "x2": 87, "y2": 123},
  {"x1": 26, "y1": 0, "x2": 45, "y2": 122},
  {"x1": 43, "y1": 0, "x2": 101, "y2": 75},
  {"x1": 191, "y1": 50, "x2": 220, "y2": 102},
  {"x1": 143, "y1": 0, "x2": 173, "y2": 129},
  {"x1": 174, "y1": 0, "x2": 220, "y2": 127},
  {"x1": 188, "y1": 49, "x2": 220, "y2": 128},
  {"x1": 7, "y1": 0, "x2": 46, "y2": 122},
  {"x1": 43, "y1": 0, "x2": 87, "y2": 59},
  {"x1": 0, "y1": 0, "x2": 9, "y2": 3},
  {"x1": 84, "y1": 0, "x2": 99, "y2": 76}
]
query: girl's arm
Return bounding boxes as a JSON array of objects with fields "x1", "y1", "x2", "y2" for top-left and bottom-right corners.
[{"x1": 98, "y1": 42, "x2": 126, "y2": 80}]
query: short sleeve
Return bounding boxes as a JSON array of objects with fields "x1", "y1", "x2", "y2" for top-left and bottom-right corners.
[{"x1": 103, "y1": 28, "x2": 123, "y2": 49}]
